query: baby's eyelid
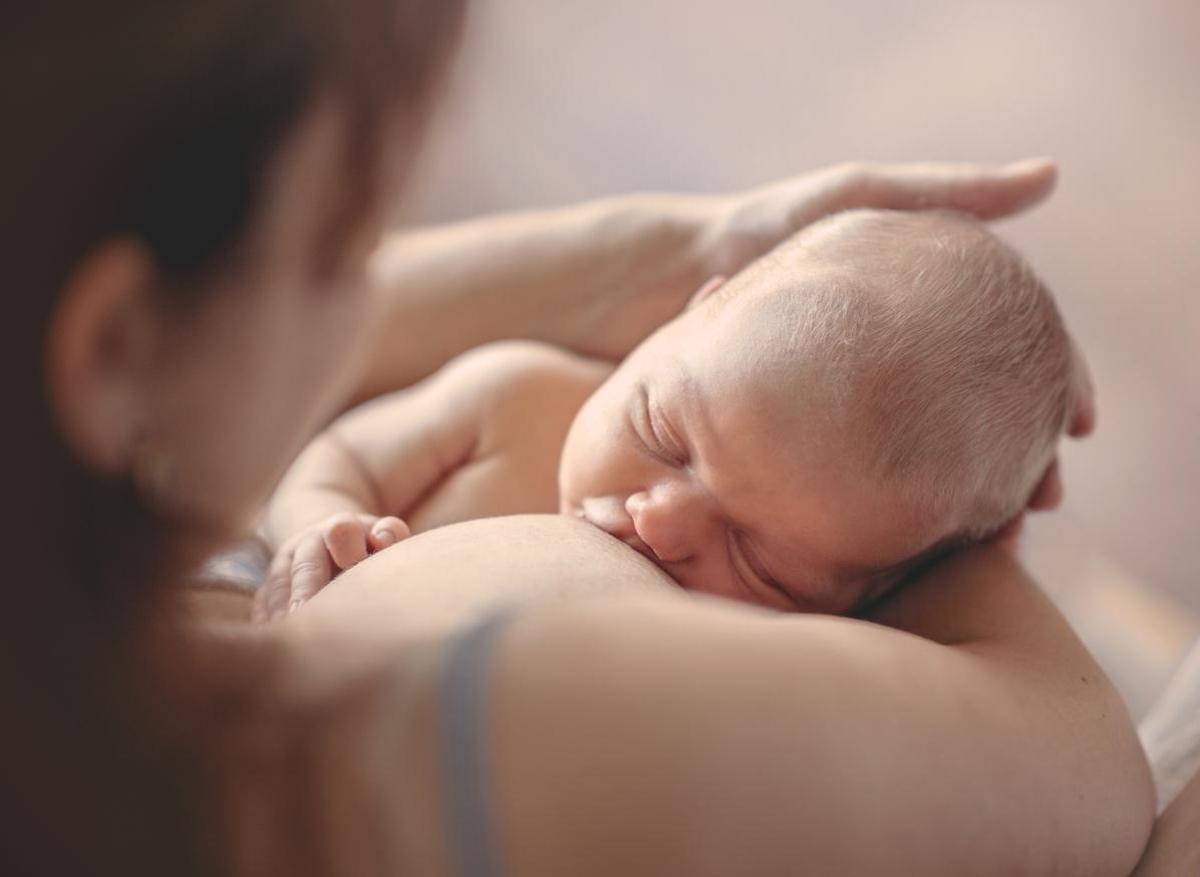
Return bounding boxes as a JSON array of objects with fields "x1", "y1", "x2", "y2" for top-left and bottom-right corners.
[
  {"x1": 646, "y1": 394, "x2": 688, "y2": 466},
  {"x1": 630, "y1": 394, "x2": 675, "y2": 466}
]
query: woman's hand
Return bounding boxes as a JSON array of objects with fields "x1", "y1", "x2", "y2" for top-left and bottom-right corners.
[
  {"x1": 358, "y1": 158, "x2": 1058, "y2": 396},
  {"x1": 563, "y1": 158, "x2": 1060, "y2": 362},
  {"x1": 702, "y1": 158, "x2": 1058, "y2": 279},
  {"x1": 253, "y1": 513, "x2": 410, "y2": 622}
]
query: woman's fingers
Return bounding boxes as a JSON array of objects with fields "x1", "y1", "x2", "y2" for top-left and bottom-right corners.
[
  {"x1": 288, "y1": 532, "x2": 333, "y2": 612},
  {"x1": 1067, "y1": 342, "x2": 1097, "y2": 438},
  {"x1": 720, "y1": 158, "x2": 1059, "y2": 280},
  {"x1": 369, "y1": 516, "x2": 410, "y2": 551},
  {"x1": 843, "y1": 158, "x2": 1058, "y2": 221}
]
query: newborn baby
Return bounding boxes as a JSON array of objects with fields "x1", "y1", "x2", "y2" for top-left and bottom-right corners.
[{"x1": 263, "y1": 208, "x2": 1085, "y2": 615}]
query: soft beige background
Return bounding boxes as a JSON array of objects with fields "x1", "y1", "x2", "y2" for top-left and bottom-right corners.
[{"x1": 404, "y1": 0, "x2": 1200, "y2": 716}]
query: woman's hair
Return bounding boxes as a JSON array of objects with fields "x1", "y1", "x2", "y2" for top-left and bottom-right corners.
[{"x1": 0, "y1": 1, "x2": 464, "y2": 873}]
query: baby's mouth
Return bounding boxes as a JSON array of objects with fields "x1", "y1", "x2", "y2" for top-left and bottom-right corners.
[
  {"x1": 575, "y1": 498, "x2": 661, "y2": 565},
  {"x1": 612, "y1": 530, "x2": 659, "y2": 564}
]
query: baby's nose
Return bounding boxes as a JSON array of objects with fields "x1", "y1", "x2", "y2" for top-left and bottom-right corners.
[{"x1": 625, "y1": 487, "x2": 706, "y2": 565}]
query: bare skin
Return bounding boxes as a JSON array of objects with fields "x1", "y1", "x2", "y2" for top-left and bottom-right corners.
[
  {"x1": 40, "y1": 53, "x2": 1149, "y2": 871},
  {"x1": 262, "y1": 226, "x2": 1089, "y2": 619},
  {"x1": 355, "y1": 160, "x2": 1069, "y2": 398},
  {"x1": 1132, "y1": 767, "x2": 1200, "y2": 875},
  {"x1": 227, "y1": 514, "x2": 1154, "y2": 876}
]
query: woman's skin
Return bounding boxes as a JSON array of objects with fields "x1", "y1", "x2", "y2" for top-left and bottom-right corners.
[
  {"x1": 356, "y1": 158, "x2": 1066, "y2": 398},
  {"x1": 259, "y1": 514, "x2": 1149, "y2": 875},
  {"x1": 1133, "y1": 767, "x2": 1200, "y2": 875},
  {"x1": 41, "y1": 35, "x2": 1156, "y2": 874}
]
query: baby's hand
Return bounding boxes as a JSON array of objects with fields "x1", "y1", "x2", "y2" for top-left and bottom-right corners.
[{"x1": 253, "y1": 513, "x2": 410, "y2": 622}]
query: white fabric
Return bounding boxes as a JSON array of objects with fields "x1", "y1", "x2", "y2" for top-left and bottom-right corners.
[{"x1": 1139, "y1": 637, "x2": 1200, "y2": 813}]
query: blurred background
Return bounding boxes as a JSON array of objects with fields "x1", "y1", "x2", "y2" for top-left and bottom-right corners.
[{"x1": 404, "y1": 0, "x2": 1199, "y2": 717}]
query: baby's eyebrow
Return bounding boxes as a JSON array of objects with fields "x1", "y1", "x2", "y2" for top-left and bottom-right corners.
[{"x1": 664, "y1": 357, "x2": 721, "y2": 460}]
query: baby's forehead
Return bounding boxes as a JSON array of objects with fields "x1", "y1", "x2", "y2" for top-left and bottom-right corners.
[
  {"x1": 697, "y1": 273, "x2": 881, "y2": 398},
  {"x1": 730, "y1": 209, "x2": 1004, "y2": 305}
]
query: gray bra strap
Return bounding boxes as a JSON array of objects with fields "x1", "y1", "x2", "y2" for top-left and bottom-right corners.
[{"x1": 442, "y1": 610, "x2": 513, "y2": 877}]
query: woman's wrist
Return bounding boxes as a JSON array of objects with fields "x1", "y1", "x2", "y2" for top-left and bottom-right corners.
[
  {"x1": 356, "y1": 160, "x2": 1057, "y2": 398},
  {"x1": 548, "y1": 191, "x2": 719, "y2": 359}
]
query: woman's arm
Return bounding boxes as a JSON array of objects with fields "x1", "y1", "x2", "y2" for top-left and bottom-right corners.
[
  {"x1": 1132, "y1": 766, "x2": 1200, "y2": 875},
  {"x1": 355, "y1": 159, "x2": 1058, "y2": 399}
]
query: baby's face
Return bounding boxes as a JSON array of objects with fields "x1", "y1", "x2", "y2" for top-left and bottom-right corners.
[{"x1": 558, "y1": 286, "x2": 953, "y2": 614}]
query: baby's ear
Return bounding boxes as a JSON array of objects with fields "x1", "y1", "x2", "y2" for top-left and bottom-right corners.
[{"x1": 686, "y1": 276, "x2": 727, "y2": 309}]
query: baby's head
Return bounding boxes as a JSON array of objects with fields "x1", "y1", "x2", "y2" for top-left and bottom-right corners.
[{"x1": 559, "y1": 208, "x2": 1086, "y2": 613}]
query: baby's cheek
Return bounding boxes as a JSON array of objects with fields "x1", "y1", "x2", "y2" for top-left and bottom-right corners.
[
  {"x1": 557, "y1": 414, "x2": 599, "y2": 503},
  {"x1": 841, "y1": 575, "x2": 901, "y2": 616},
  {"x1": 561, "y1": 430, "x2": 630, "y2": 507}
]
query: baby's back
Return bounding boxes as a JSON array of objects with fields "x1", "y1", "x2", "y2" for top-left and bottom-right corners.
[{"x1": 402, "y1": 342, "x2": 612, "y2": 532}]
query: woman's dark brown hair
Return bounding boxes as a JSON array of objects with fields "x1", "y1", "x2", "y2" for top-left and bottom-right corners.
[{"x1": 0, "y1": 1, "x2": 463, "y2": 873}]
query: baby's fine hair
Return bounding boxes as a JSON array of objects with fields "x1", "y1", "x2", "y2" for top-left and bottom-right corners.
[{"x1": 731, "y1": 208, "x2": 1077, "y2": 537}]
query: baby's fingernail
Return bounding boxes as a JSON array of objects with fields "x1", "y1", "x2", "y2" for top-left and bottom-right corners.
[
  {"x1": 288, "y1": 600, "x2": 302, "y2": 614},
  {"x1": 374, "y1": 530, "x2": 396, "y2": 548}
]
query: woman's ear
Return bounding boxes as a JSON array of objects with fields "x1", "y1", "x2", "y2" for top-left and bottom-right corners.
[
  {"x1": 45, "y1": 240, "x2": 162, "y2": 474},
  {"x1": 686, "y1": 275, "x2": 728, "y2": 310}
]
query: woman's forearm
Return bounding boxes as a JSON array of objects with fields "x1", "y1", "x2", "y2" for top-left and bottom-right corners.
[
  {"x1": 356, "y1": 193, "x2": 713, "y2": 400},
  {"x1": 355, "y1": 159, "x2": 1059, "y2": 401}
]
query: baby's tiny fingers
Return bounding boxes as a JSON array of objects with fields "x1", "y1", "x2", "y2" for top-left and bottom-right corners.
[
  {"x1": 322, "y1": 513, "x2": 370, "y2": 570},
  {"x1": 258, "y1": 545, "x2": 297, "y2": 623},
  {"x1": 289, "y1": 532, "x2": 333, "y2": 611},
  {"x1": 369, "y1": 516, "x2": 410, "y2": 551}
]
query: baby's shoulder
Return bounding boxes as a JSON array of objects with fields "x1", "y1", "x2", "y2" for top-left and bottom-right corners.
[{"x1": 443, "y1": 340, "x2": 612, "y2": 410}]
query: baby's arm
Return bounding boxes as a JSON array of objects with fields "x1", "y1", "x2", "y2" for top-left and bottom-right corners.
[
  {"x1": 258, "y1": 342, "x2": 606, "y2": 620},
  {"x1": 264, "y1": 362, "x2": 484, "y2": 547},
  {"x1": 257, "y1": 347, "x2": 508, "y2": 621}
]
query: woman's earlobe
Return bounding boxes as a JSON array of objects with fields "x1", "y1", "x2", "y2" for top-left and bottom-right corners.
[
  {"x1": 45, "y1": 239, "x2": 161, "y2": 474},
  {"x1": 686, "y1": 276, "x2": 727, "y2": 310}
]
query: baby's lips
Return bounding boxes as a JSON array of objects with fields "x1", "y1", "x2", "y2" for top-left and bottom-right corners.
[
  {"x1": 577, "y1": 497, "x2": 661, "y2": 564},
  {"x1": 618, "y1": 531, "x2": 660, "y2": 564},
  {"x1": 577, "y1": 495, "x2": 631, "y2": 533}
]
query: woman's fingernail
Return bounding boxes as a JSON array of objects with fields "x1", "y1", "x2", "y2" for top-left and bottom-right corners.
[{"x1": 1009, "y1": 156, "x2": 1055, "y2": 174}]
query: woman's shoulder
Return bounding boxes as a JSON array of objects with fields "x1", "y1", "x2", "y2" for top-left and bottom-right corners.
[{"x1": 188, "y1": 613, "x2": 451, "y2": 875}]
